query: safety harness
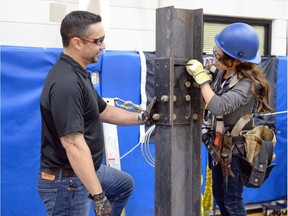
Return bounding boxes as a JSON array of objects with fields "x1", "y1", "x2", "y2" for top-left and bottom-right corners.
[
  {"x1": 211, "y1": 71, "x2": 241, "y2": 180},
  {"x1": 202, "y1": 67, "x2": 276, "y2": 188}
]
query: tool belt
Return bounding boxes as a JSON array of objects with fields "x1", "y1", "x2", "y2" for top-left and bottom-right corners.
[
  {"x1": 202, "y1": 113, "x2": 253, "y2": 179},
  {"x1": 202, "y1": 131, "x2": 245, "y2": 178},
  {"x1": 203, "y1": 111, "x2": 277, "y2": 188}
]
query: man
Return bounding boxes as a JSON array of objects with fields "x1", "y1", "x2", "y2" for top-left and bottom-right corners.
[{"x1": 37, "y1": 10, "x2": 156, "y2": 216}]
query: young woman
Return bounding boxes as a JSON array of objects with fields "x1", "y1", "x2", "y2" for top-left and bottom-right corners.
[{"x1": 186, "y1": 22, "x2": 274, "y2": 216}]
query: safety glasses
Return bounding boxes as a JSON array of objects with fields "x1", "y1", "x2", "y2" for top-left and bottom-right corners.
[
  {"x1": 213, "y1": 47, "x2": 223, "y2": 61},
  {"x1": 213, "y1": 47, "x2": 234, "y2": 67}
]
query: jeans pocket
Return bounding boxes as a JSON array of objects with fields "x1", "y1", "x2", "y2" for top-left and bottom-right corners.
[
  {"x1": 37, "y1": 180, "x2": 58, "y2": 216},
  {"x1": 68, "y1": 178, "x2": 89, "y2": 202}
]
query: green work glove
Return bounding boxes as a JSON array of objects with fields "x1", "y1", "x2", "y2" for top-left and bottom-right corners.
[
  {"x1": 138, "y1": 96, "x2": 159, "y2": 126},
  {"x1": 89, "y1": 192, "x2": 112, "y2": 216},
  {"x1": 186, "y1": 59, "x2": 212, "y2": 85}
]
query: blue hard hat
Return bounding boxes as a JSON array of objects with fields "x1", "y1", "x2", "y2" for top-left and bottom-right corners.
[{"x1": 214, "y1": 22, "x2": 261, "y2": 64}]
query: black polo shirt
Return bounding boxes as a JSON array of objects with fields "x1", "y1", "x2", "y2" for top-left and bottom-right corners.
[{"x1": 40, "y1": 53, "x2": 107, "y2": 171}]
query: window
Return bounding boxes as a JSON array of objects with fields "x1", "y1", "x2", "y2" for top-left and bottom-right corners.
[{"x1": 203, "y1": 16, "x2": 272, "y2": 57}]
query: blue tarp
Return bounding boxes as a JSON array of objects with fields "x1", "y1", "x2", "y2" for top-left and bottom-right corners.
[
  {"x1": 242, "y1": 56, "x2": 287, "y2": 203},
  {"x1": 1, "y1": 45, "x2": 287, "y2": 215}
]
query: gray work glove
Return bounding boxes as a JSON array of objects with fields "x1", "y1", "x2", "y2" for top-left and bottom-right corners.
[
  {"x1": 89, "y1": 192, "x2": 112, "y2": 216},
  {"x1": 138, "y1": 96, "x2": 159, "y2": 126}
]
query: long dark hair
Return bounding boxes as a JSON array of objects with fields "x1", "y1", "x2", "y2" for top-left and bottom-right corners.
[
  {"x1": 219, "y1": 53, "x2": 274, "y2": 113},
  {"x1": 60, "y1": 10, "x2": 102, "y2": 47},
  {"x1": 236, "y1": 62, "x2": 274, "y2": 113}
]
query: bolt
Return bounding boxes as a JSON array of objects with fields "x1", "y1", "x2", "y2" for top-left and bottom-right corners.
[
  {"x1": 185, "y1": 81, "x2": 191, "y2": 88},
  {"x1": 173, "y1": 114, "x2": 176, "y2": 120},
  {"x1": 161, "y1": 95, "x2": 169, "y2": 102},
  {"x1": 192, "y1": 114, "x2": 198, "y2": 120},
  {"x1": 152, "y1": 113, "x2": 160, "y2": 121},
  {"x1": 185, "y1": 95, "x2": 191, "y2": 101}
]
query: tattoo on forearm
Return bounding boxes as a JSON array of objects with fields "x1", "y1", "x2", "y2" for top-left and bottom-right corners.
[{"x1": 62, "y1": 133, "x2": 81, "y2": 146}]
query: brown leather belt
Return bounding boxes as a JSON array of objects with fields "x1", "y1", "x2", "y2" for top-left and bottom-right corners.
[{"x1": 42, "y1": 168, "x2": 77, "y2": 177}]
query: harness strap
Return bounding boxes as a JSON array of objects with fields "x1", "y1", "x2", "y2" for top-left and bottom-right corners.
[
  {"x1": 215, "y1": 116, "x2": 224, "y2": 134},
  {"x1": 214, "y1": 74, "x2": 240, "y2": 135},
  {"x1": 228, "y1": 74, "x2": 240, "y2": 88},
  {"x1": 230, "y1": 113, "x2": 253, "y2": 136}
]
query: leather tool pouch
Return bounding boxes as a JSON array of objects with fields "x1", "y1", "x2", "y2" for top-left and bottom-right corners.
[
  {"x1": 238, "y1": 140, "x2": 276, "y2": 188},
  {"x1": 238, "y1": 126, "x2": 277, "y2": 188},
  {"x1": 220, "y1": 135, "x2": 235, "y2": 177}
]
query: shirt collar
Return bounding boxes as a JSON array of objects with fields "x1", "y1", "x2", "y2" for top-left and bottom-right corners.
[{"x1": 60, "y1": 52, "x2": 90, "y2": 78}]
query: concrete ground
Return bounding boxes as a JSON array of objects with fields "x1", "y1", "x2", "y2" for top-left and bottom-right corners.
[{"x1": 210, "y1": 201, "x2": 288, "y2": 216}]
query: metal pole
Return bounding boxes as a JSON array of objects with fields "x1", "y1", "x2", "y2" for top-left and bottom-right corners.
[{"x1": 154, "y1": 6, "x2": 203, "y2": 216}]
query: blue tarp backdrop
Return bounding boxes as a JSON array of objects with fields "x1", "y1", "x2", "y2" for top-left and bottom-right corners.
[{"x1": 1, "y1": 45, "x2": 287, "y2": 216}]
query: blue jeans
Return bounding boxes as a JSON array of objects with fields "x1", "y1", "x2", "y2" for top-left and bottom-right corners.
[
  {"x1": 37, "y1": 165, "x2": 134, "y2": 216},
  {"x1": 212, "y1": 154, "x2": 246, "y2": 216}
]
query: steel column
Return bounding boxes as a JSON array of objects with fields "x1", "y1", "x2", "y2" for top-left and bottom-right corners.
[{"x1": 154, "y1": 6, "x2": 203, "y2": 216}]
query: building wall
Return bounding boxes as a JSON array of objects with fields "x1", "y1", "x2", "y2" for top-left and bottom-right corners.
[{"x1": 0, "y1": 0, "x2": 287, "y2": 54}]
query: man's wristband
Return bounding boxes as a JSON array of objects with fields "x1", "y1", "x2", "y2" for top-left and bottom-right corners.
[{"x1": 88, "y1": 192, "x2": 105, "y2": 201}]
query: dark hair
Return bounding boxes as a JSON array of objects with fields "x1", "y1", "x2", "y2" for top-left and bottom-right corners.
[
  {"x1": 218, "y1": 51, "x2": 274, "y2": 113},
  {"x1": 235, "y1": 62, "x2": 274, "y2": 113},
  {"x1": 60, "y1": 10, "x2": 102, "y2": 47}
]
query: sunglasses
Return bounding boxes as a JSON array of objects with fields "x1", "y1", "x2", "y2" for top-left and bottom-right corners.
[{"x1": 79, "y1": 36, "x2": 105, "y2": 46}]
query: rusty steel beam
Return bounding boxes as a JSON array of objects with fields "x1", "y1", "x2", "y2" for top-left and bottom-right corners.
[{"x1": 154, "y1": 6, "x2": 203, "y2": 216}]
